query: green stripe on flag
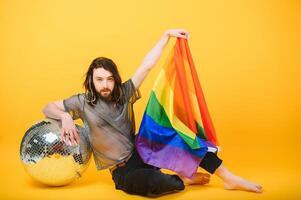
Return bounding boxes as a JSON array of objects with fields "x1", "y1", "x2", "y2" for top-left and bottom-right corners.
[{"x1": 145, "y1": 91, "x2": 203, "y2": 149}]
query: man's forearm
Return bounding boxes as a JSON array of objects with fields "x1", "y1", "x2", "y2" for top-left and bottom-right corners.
[
  {"x1": 140, "y1": 32, "x2": 169, "y2": 70},
  {"x1": 131, "y1": 32, "x2": 170, "y2": 89},
  {"x1": 42, "y1": 103, "x2": 70, "y2": 120}
]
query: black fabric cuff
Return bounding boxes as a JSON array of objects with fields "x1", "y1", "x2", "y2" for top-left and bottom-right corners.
[{"x1": 199, "y1": 152, "x2": 223, "y2": 174}]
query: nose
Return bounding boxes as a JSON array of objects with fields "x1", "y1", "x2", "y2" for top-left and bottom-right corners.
[{"x1": 102, "y1": 80, "x2": 108, "y2": 88}]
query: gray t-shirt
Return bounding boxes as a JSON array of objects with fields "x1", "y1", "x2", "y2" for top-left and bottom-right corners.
[{"x1": 63, "y1": 78, "x2": 141, "y2": 170}]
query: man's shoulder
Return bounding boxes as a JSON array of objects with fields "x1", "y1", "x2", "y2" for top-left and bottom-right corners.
[
  {"x1": 77, "y1": 92, "x2": 85, "y2": 97},
  {"x1": 121, "y1": 78, "x2": 131, "y2": 85},
  {"x1": 121, "y1": 78, "x2": 135, "y2": 90},
  {"x1": 68, "y1": 92, "x2": 86, "y2": 103}
]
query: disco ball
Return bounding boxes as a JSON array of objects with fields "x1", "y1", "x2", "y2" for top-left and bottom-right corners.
[{"x1": 20, "y1": 118, "x2": 92, "y2": 186}]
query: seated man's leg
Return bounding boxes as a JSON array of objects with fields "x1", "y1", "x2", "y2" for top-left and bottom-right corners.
[
  {"x1": 199, "y1": 152, "x2": 263, "y2": 193},
  {"x1": 123, "y1": 168, "x2": 185, "y2": 197},
  {"x1": 199, "y1": 151, "x2": 223, "y2": 174},
  {"x1": 176, "y1": 152, "x2": 221, "y2": 185}
]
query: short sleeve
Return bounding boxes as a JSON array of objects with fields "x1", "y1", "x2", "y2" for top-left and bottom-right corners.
[
  {"x1": 122, "y1": 79, "x2": 141, "y2": 104},
  {"x1": 63, "y1": 93, "x2": 84, "y2": 120}
]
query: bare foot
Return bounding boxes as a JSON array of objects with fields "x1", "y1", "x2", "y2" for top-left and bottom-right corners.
[
  {"x1": 223, "y1": 174, "x2": 263, "y2": 193},
  {"x1": 179, "y1": 172, "x2": 210, "y2": 185}
]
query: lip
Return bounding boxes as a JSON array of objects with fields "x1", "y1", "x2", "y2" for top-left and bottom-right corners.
[{"x1": 101, "y1": 91, "x2": 111, "y2": 96}]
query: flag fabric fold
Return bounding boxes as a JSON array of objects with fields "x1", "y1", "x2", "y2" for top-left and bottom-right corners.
[{"x1": 135, "y1": 38, "x2": 219, "y2": 178}]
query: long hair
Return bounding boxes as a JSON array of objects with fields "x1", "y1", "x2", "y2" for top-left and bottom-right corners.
[{"x1": 83, "y1": 57, "x2": 123, "y2": 106}]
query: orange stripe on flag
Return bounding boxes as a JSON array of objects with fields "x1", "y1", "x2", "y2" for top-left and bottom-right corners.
[{"x1": 173, "y1": 40, "x2": 197, "y2": 134}]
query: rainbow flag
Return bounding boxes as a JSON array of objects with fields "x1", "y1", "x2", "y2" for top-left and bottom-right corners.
[{"x1": 135, "y1": 38, "x2": 219, "y2": 178}]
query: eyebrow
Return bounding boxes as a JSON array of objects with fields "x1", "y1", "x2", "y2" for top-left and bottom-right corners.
[{"x1": 96, "y1": 76, "x2": 114, "y2": 79}]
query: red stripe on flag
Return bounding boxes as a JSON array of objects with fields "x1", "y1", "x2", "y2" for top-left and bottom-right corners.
[{"x1": 179, "y1": 38, "x2": 218, "y2": 145}]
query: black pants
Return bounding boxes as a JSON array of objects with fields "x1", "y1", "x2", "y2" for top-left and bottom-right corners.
[{"x1": 111, "y1": 149, "x2": 222, "y2": 197}]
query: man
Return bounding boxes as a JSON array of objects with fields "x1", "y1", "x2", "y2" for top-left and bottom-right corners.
[{"x1": 43, "y1": 29, "x2": 262, "y2": 196}]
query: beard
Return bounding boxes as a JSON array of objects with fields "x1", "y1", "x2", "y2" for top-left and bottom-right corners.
[{"x1": 98, "y1": 88, "x2": 113, "y2": 102}]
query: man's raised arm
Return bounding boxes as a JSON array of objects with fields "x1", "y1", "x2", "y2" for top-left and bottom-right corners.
[{"x1": 131, "y1": 29, "x2": 189, "y2": 89}]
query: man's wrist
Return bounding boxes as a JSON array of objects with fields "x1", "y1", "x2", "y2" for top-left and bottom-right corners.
[
  {"x1": 162, "y1": 31, "x2": 170, "y2": 39},
  {"x1": 158, "y1": 31, "x2": 170, "y2": 47},
  {"x1": 60, "y1": 112, "x2": 71, "y2": 120}
]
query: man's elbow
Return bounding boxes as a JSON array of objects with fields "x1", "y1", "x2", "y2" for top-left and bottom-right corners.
[{"x1": 42, "y1": 103, "x2": 52, "y2": 116}]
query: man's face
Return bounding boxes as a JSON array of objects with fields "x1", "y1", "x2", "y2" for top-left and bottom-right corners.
[{"x1": 93, "y1": 68, "x2": 115, "y2": 101}]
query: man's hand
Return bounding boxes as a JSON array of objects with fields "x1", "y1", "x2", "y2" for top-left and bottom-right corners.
[
  {"x1": 60, "y1": 113, "x2": 80, "y2": 146},
  {"x1": 164, "y1": 29, "x2": 190, "y2": 40}
]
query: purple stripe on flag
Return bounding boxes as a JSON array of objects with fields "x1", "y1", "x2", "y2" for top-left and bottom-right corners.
[{"x1": 136, "y1": 135, "x2": 203, "y2": 178}]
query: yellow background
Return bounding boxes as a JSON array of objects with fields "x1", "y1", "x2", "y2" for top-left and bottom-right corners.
[{"x1": 0, "y1": 0, "x2": 300, "y2": 199}]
